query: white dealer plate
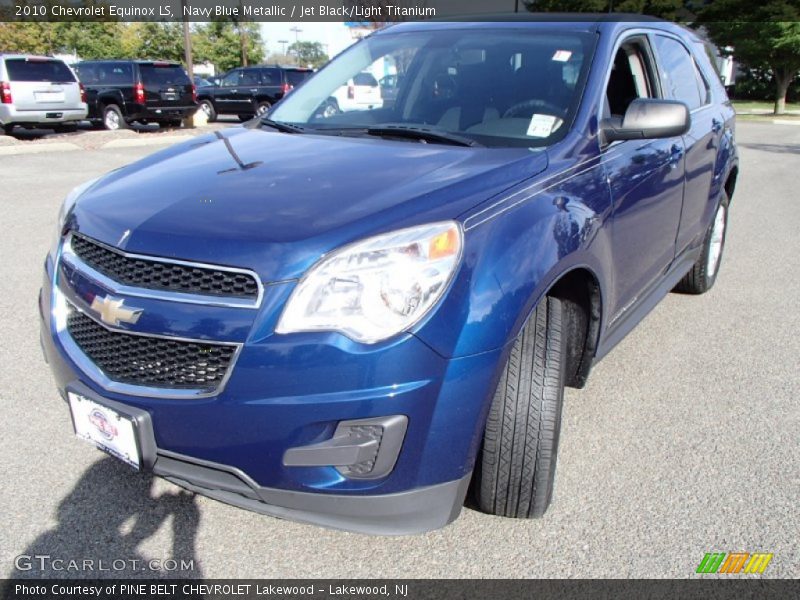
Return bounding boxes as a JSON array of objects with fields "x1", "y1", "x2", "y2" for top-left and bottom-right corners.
[{"x1": 69, "y1": 393, "x2": 140, "y2": 469}]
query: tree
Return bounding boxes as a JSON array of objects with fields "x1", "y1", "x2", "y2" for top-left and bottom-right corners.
[
  {"x1": 288, "y1": 41, "x2": 329, "y2": 69},
  {"x1": 522, "y1": 0, "x2": 684, "y2": 20},
  {"x1": 53, "y1": 22, "x2": 126, "y2": 59},
  {"x1": 0, "y1": 21, "x2": 125, "y2": 59},
  {"x1": 697, "y1": 1, "x2": 800, "y2": 114},
  {"x1": 193, "y1": 21, "x2": 264, "y2": 73},
  {"x1": 124, "y1": 22, "x2": 185, "y2": 62}
]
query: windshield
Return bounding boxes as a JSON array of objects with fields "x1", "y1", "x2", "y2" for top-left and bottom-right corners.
[{"x1": 269, "y1": 27, "x2": 594, "y2": 148}]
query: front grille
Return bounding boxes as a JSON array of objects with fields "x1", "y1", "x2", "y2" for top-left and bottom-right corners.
[
  {"x1": 66, "y1": 308, "x2": 236, "y2": 390},
  {"x1": 70, "y1": 234, "x2": 259, "y2": 299}
]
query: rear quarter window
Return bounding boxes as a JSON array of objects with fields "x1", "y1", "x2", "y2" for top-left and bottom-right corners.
[
  {"x1": 139, "y1": 64, "x2": 191, "y2": 86},
  {"x1": 5, "y1": 58, "x2": 76, "y2": 83},
  {"x1": 76, "y1": 63, "x2": 133, "y2": 85},
  {"x1": 285, "y1": 70, "x2": 312, "y2": 86}
]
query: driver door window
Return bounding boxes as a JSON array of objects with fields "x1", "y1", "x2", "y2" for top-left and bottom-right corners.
[
  {"x1": 221, "y1": 71, "x2": 241, "y2": 87},
  {"x1": 605, "y1": 41, "x2": 656, "y2": 119}
]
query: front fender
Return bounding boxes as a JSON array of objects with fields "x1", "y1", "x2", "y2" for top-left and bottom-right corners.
[{"x1": 412, "y1": 154, "x2": 613, "y2": 359}]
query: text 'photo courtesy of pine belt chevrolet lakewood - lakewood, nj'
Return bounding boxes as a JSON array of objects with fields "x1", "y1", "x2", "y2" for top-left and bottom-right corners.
[{"x1": 39, "y1": 17, "x2": 738, "y2": 535}]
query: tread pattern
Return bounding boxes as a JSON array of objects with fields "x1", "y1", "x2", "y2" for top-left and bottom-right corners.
[{"x1": 477, "y1": 297, "x2": 566, "y2": 518}]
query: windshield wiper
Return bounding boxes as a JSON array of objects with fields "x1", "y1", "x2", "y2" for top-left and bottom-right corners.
[
  {"x1": 365, "y1": 124, "x2": 481, "y2": 147},
  {"x1": 256, "y1": 118, "x2": 306, "y2": 134}
]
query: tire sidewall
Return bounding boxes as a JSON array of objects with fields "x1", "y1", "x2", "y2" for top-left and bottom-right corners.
[
  {"x1": 103, "y1": 105, "x2": 125, "y2": 131},
  {"x1": 701, "y1": 193, "x2": 730, "y2": 290}
]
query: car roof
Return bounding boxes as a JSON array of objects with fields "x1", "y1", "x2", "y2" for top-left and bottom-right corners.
[
  {"x1": 76, "y1": 59, "x2": 182, "y2": 65},
  {"x1": 0, "y1": 54, "x2": 67, "y2": 61},
  {"x1": 376, "y1": 15, "x2": 691, "y2": 38}
]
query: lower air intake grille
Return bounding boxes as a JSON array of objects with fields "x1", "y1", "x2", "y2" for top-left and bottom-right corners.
[{"x1": 66, "y1": 308, "x2": 236, "y2": 390}]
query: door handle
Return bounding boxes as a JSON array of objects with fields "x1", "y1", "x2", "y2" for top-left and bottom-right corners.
[
  {"x1": 669, "y1": 143, "x2": 683, "y2": 167},
  {"x1": 250, "y1": 88, "x2": 258, "y2": 93},
  {"x1": 711, "y1": 118, "x2": 722, "y2": 133}
]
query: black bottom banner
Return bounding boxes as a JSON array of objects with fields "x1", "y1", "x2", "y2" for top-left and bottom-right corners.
[{"x1": 2, "y1": 579, "x2": 799, "y2": 600}]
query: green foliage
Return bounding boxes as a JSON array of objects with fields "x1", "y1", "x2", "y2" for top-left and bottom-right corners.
[
  {"x1": 697, "y1": 0, "x2": 800, "y2": 112},
  {"x1": 192, "y1": 21, "x2": 264, "y2": 73},
  {"x1": 124, "y1": 22, "x2": 185, "y2": 62},
  {"x1": 523, "y1": 0, "x2": 685, "y2": 19},
  {"x1": 288, "y1": 41, "x2": 329, "y2": 69}
]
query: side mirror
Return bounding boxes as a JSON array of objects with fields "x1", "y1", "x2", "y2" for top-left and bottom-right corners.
[
  {"x1": 601, "y1": 98, "x2": 690, "y2": 143},
  {"x1": 209, "y1": 77, "x2": 220, "y2": 87}
]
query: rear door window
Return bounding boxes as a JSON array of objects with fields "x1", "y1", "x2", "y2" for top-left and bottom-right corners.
[
  {"x1": 653, "y1": 35, "x2": 705, "y2": 110},
  {"x1": 5, "y1": 58, "x2": 76, "y2": 82},
  {"x1": 260, "y1": 68, "x2": 281, "y2": 85},
  {"x1": 139, "y1": 64, "x2": 191, "y2": 87}
]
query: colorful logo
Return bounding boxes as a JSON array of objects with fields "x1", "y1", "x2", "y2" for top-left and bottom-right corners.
[
  {"x1": 696, "y1": 552, "x2": 773, "y2": 574},
  {"x1": 88, "y1": 409, "x2": 118, "y2": 441}
]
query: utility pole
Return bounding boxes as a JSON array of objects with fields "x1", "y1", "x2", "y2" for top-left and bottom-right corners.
[
  {"x1": 290, "y1": 26, "x2": 302, "y2": 43},
  {"x1": 237, "y1": 0, "x2": 249, "y2": 66},
  {"x1": 181, "y1": 0, "x2": 194, "y2": 128},
  {"x1": 279, "y1": 40, "x2": 289, "y2": 55}
]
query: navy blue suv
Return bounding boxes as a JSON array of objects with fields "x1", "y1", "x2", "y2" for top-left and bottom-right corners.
[{"x1": 41, "y1": 18, "x2": 738, "y2": 534}]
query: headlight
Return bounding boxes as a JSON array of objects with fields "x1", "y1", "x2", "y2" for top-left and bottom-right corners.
[
  {"x1": 276, "y1": 221, "x2": 463, "y2": 344},
  {"x1": 50, "y1": 177, "x2": 99, "y2": 259}
]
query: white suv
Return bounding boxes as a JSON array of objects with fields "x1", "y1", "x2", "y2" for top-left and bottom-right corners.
[
  {"x1": 330, "y1": 72, "x2": 383, "y2": 112},
  {"x1": 0, "y1": 54, "x2": 87, "y2": 134}
]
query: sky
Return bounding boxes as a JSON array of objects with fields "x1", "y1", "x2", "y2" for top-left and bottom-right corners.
[{"x1": 260, "y1": 22, "x2": 362, "y2": 60}]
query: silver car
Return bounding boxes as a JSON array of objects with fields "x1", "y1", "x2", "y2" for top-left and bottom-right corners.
[{"x1": 0, "y1": 54, "x2": 87, "y2": 134}]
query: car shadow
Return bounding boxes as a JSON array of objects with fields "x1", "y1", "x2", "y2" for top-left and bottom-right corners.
[
  {"x1": 9, "y1": 457, "x2": 202, "y2": 579},
  {"x1": 739, "y1": 142, "x2": 800, "y2": 155}
]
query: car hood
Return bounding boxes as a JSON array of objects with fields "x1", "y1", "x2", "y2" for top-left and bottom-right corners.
[{"x1": 71, "y1": 127, "x2": 548, "y2": 282}]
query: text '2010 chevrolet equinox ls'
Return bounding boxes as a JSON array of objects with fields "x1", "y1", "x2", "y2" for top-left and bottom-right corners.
[{"x1": 41, "y1": 17, "x2": 738, "y2": 535}]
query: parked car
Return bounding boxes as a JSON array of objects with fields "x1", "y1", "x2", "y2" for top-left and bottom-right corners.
[
  {"x1": 196, "y1": 65, "x2": 313, "y2": 122},
  {"x1": 0, "y1": 54, "x2": 87, "y2": 134},
  {"x1": 193, "y1": 75, "x2": 213, "y2": 88},
  {"x1": 73, "y1": 60, "x2": 196, "y2": 130},
  {"x1": 327, "y1": 71, "x2": 383, "y2": 113},
  {"x1": 41, "y1": 18, "x2": 738, "y2": 535},
  {"x1": 379, "y1": 73, "x2": 403, "y2": 108}
]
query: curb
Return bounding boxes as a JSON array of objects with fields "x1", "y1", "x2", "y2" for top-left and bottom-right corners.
[
  {"x1": 0, "y1": 142, "x2": 81, "y2": 156},
  {"x1": 100, "y1": 135, "x2": 194, "y2": 149}
]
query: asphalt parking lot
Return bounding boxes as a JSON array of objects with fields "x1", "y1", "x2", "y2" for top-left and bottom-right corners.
[{"x1": 0, "y1": 121, "x2": 797, "y2": 579}]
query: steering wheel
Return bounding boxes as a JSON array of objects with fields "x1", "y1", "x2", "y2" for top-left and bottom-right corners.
[{"x1": 503, "y1": 99, "x2": 565, "y2": 119}]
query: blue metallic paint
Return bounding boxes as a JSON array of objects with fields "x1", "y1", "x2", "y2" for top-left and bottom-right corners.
[{"x1": 41, "y1": 20, "x2": 738, "y2": 521}]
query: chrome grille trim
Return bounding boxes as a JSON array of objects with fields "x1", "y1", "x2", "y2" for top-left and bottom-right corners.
[
  {"x1": 60, "y1": 232, "x2": 264, "y2": 309},
  {"x1": 54, "y1": 291, "x2": 242, "y2": 399}
]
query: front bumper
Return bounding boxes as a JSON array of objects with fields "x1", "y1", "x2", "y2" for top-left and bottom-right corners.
[
  {"x1": 40, "y1": 257, "x2": 504, "y2": 534},
  {"x1": 0, "y1": 106, "x2": 87, "y2": 125}
]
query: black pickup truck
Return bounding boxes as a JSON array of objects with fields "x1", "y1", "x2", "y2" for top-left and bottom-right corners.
[
  {"x1": 74, "y1": 60, "x2": 196, "y2": 130},
  {"x1": 196, "y1": 65, "x2": 313, "y2": 122}
]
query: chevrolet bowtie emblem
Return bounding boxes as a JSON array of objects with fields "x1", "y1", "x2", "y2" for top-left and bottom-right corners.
[{"x1": 90, "y1": 295, "x2": 143, "y2": 327}]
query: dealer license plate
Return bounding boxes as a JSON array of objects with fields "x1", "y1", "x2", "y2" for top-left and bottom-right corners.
[
  {"x1": 35, "y1": 91, "x2": 65, "y2": 103},
  {"x1": 68, "y1": 393, "x2": 141, "y2": 469}
]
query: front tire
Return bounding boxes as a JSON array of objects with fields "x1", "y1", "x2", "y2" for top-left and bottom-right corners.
[
  {"x1": 199, "y1": 99, "x2": 216, "y2": 122},
  {"x1": 255, "y1": 101, "x2": 271, "y2": 116},
  {"x1": 674, "y1": 191, "x2": 729, "y2": 294},
  {"x1": 475, "y1": 296, "x2": 567, "y2": 519}
]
